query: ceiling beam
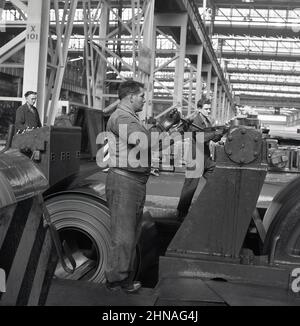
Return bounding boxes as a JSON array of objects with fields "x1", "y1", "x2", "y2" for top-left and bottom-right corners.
[
  {"x1": 179, "y1": 0, "x2": 233, "y2": 103},
  {"x1": 213, "y1": 26, "x2": 298, "y2": 38},
  {"x1": 222, "y1": 51, "x2": 300, "y2": 62},
  {"x1": 207, "y1": 0, "x2": 300, "y2": 9},
  {"x1": 233, "y1": 88, "x2": 300, "y2": 95},
  {"x1": 227, "y1": 68, "x2": 300, "y2": 77},
  {"x1": 5, "y1": 1, "x2": 134, "y2": 10},
  {"x1": 237, "y1": 94, "x2": 300, "y2": 108},
  {"x1": 230, "y1": 79, "x2": 300, "y2": 87}
]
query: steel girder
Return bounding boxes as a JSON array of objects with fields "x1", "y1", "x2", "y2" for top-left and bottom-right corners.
[
  {"x1": 207, "y1": 0, "x2": 300, "y2": 9},
  {"x1": 196, "y1": 0, "x2": 300, "y2": 114},
  {"x1": 230, "y1": 78, "x2": 300, "y2": 88},
  {"x1": 1, "y1": 0, "x2": 234, "y2": 123},
  {"x1": 237, "y1": 94, "x2": 300, "y2": 108}
]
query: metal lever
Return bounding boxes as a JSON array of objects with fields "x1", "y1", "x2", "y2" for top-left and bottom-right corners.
[{"x1": 38, "y1": 195, "x2": 76, "y2": 274}]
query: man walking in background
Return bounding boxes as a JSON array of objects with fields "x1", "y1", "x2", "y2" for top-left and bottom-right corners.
[{"x1": 15, "y1": 91, "x2": 41, "y2": 133}]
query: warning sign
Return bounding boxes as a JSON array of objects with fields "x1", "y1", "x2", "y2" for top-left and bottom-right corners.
[{"x1": 26, "y1": 23, "x2": 40, "y2": 42}]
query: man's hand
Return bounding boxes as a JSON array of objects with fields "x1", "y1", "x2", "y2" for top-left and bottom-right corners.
[
  {"x1": 181, "y1": 120, "x2": 191, "y2": 132},
  {"x1": 212, "y1": 129, "x2": 224, "y2": 142},
  {"x1": 223, "y1": 124, "x2": 230, "y2": 135}
]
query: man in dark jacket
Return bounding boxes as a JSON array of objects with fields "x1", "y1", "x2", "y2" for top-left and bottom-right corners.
[
  {"x1": 176, "y1": 96, "x2": 223, "y2": 220},
  {"x1": 15, "y1": 91, "x2": 42, "y2": 132}
]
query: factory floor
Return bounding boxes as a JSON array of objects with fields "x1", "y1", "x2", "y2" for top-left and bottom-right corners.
[
  {"x1": 46, "y1": 279, "x2": 158, "y2": 306},
  {"x1": 46, "y1": 272, "x2": 300, "y2": 306}
]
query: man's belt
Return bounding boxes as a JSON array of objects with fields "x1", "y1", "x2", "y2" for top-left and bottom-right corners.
[{"x1": 110, "y1": 168, "x2": 149, "y2": 184}]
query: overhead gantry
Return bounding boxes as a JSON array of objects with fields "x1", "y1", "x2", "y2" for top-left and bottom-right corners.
[
  {"x1": 207, "y1": 0, "x2": 300, "y2": 38},
  {"x1": 0, "y1": 0, "x2": 234, "y2": 126},
  {"x1": 199, "y1": 0, "x2": 300, "y2": 126}
]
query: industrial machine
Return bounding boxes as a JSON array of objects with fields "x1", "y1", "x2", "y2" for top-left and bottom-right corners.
[
  {"x1": 156, "y1": 120, "x2": 300, "y2": 305},
  {"x1": 0, "y1": 147, "x2": 56, "y2": 305},
  {"x1": 6, "y1": 125, "x2": 156, "y2": 284},
  {"x1": 1, "y1": 114, "x2": 300, "y2": 305}
]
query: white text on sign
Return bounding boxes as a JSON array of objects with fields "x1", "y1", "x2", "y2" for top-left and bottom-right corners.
[
  {"x1": 291, "y1": 268, "x2": 300, "y2": 294},
  {"x1": 27, "y1": 24, "x2": 40, "y2": 42}
]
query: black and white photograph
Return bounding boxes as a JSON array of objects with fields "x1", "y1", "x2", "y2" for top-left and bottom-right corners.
[{"x1": 0, "y1": 0, "x2": 300, "y2": 311}]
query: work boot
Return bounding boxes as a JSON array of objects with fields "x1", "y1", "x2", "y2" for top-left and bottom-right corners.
[
  {"x1": 106, "y1": 280, "x2": 142, "y2": 294},
  {"x1": 105, "y1": 280, "x2": 122, "y2": 292},
  {"x1": 121, "y1": 281, "x2": 142, "y2": 293}
]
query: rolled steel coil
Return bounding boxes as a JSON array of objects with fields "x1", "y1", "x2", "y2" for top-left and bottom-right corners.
[{"x1": 46, "y1": 193, "x2": 110, "y2": 283}]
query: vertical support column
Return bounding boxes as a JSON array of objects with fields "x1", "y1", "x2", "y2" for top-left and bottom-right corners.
[
  {"x1": 47, "y1": 0, "x2": 78, "y2": 126},
  {"x1": 224, "y1": 100, "x2": 228, "y2": 122},
  {"x1": 222, "y1": 99, "x2": 226, "y2": 123},
  {"x1": 211, "y1": 76, "x2": 218, "y2": 121},
  {"x1": 95, "y1": 1, "x2": 109, "y2": 110},
  {"x1": 186, "y1": 44, "x2": 203, "y2": 110},
  {"x1": 83, "y1": 1, "x2": 94, "y2": 108},
  {"x1": 173, "y1": 14, "x2": 188, "y2": 111},
  {"x1": 131, "y1": 0, "x2": 138, "y2": 76},
  {"x1": 155, "y1": 13, "x2": 188, "y2": 114},
  {"x1": 0, "y1": 0, "x2": 5, "y2": 33},
  {"x1": 23, "y1": 0, "x2": 42, "y2": 96},
  {"x1": 195, "y1": 45, "x2": 204, "y2": 105},
  {"x1": 202, "y1": 0, "x2": 207, "y2": 25},
  {"x1": 38, "y1": 0, "x2": 50, "y2": 124},
  {"x1": 217, "y1": 85, "x2": 223, "y2": 124},
  {"x1": 209, "y1": 5, "x2": 216, "y2": 38},
  {"x1": 230, "y1": 103, "x2": 235, "y2": 120},
  {"x1": 205, "y1": 63, "x2": 212, "y2": 97},
  {"x1": 23, "y1": 0, "x2": 49, "y2": 121},
  {"x1": 226, "y1": 101, "x2": 231, "y2": 121},
  {"x1": 142, "y1": 0, "x2": 155, "y2": 120},
  {"x1": 221, "y1": 92, "x2": 226, "y2": 123},
  {"x1": 187, "y1": 67, "x2": 193, "y2": 116},
  {"x1": 16, "y1": 78, "x2": 22, "y2": 98}
]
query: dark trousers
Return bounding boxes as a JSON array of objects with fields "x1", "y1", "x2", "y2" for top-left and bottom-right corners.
[
  {"x1": 105, "y1": 169, "x2": 147, "y2": 283},
  {"x1": 177, "y1": 155, "x2": 215, "y2": 217}
]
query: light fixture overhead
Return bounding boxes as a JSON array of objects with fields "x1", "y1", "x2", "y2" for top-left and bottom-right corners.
[{"x1": 68, "y1": 56, "x2": 83, "y2": 62}]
